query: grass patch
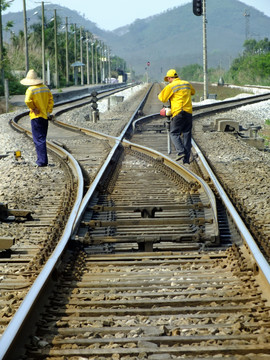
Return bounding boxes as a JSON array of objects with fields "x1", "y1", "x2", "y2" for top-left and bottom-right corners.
[{"x1": 192, "y1": 83, "x2": 253, "y2": 101}]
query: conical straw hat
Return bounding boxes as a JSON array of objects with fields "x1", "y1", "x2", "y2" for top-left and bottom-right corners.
[{"x1": 20, "y1": 69, "x2": 43, "y2": 85}]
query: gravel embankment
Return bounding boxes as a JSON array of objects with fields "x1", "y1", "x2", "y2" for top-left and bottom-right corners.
[
  {"x1": 57, "y1": 84, "x2": 148, "y2": 136},
  {"x1": 192, "y1": 97, "x2": 270, "y2": 259},
  {"x1": 0, "y1": 85, "x2": 147, "y2": 230},
  {"x1": 0, "y1": 111, "x2": 66, "y2": 239}
]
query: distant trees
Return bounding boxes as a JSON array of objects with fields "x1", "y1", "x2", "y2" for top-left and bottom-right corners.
[
  {"x1": 1, "y1": 13, "x2": 128, "y2": 95},
  {"x1": 176, "y1": 64, "x2": 203, "y2": 82},
  {"x1": 243, "y1": 38, "x2": 270, "y2": 55},
  {"x1": 176, "y1": 39, "x2": 270, "y2": 86},
  {"x1": 227, "y1": 38, "x2": 270, "y2": 85}
]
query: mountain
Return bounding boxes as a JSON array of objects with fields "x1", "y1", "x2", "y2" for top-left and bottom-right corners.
[
  {"x1": 2, "y1": 4, "x2": 111, "y2": 41},
  {"x1": 108, "y1": 0, "x2": 270, "y2": 80},
  {"x1": 3, "y1": 0, "x2": 270, "y2": 81}
]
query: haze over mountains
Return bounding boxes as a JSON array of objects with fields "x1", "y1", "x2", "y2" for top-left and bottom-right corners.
[{"x1": 3, "y1": 0, "x2": 270, "y2": 80}]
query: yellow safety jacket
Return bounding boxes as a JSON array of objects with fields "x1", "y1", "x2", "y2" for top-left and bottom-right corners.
[
  {"x1": 158, "y1": 77, "x2": 195, "y2": 117},
  {"x1": 24, "y1": 84, "x2": 54, "y2": 120}
]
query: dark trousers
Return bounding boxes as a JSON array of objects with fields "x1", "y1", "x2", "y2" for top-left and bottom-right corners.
[
  {"x1": 170, "y1": 110, "x2": 193, "y2": 163},
  {"x1": 31, "y1": 117, "x2": 48, "y2": 166}
]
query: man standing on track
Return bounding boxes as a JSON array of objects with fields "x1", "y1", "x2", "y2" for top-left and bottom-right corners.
[
  {"x1": 20, "y1": 69, "x2": 54, "y2": 167},
  {"x1": 158, "y1": 69, "x2": 195, "y2": 164}
]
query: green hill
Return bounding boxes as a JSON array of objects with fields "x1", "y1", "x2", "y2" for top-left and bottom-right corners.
[
  {"x1": 3, "y1": 0, "x2": 270, "y2": 81},
  {"x1": 109, "y1": 0, "x2": 270, "y2": 80}
]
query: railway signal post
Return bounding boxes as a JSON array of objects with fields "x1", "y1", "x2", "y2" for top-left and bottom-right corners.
[
  {"x1": 193, "y1": 0, "x2": 208, "y2": 100},
  {"x1": 91, "y1": 91, "x2": 99, "y2": 122}
]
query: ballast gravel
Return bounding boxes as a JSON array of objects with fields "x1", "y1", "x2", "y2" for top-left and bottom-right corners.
[
  {"x1": 192, "y1": 93, "x2": 270, "y2": 260},
  {"x1": 1, "y1": 84, "x2": 270, "y2": 255},
  {"x1": 57, "y1": 84, "x2": 148, "y2": 136}
]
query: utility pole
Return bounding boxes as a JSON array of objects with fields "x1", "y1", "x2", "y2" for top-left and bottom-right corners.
[
  {"x1": 0, "y1": 0, "x2": 4, "y2": 85},
  {"x1": 100, "y1": 41, "x2": 104, "y2": 83},
  {"x1": 95, "y1": 41, "x2": 98, "y2": 84},
  {"x1": 41, "y1": 1, "x2": 45, "y2": 83},
  {"x1": 193, "y1": 0, "x2": 208, "y2": 100},
  {"x1": 74, "y1": 23, "x2": 77, "y2": 61},
  {"x1": 91, "y1": 40, "x2": 94, "y2": 84},
  {"x1": 80, "y1": 26, "x2": 83, "y2": 85},
  {"x1": 23, "y1": 0, "x2": 29, "y2": 74},
  {"x1": 73, "y1": 23, "x2": 77, "y2": 84},
  {"x1": 65, "y1": 17, "x2": 69, "y2": 85},
  {"x1": 86, "y1": 32, "x2": 90, "y2": 85},
  {"x1": 202, "y1": 0, "x2": 208, "y2": 100},
  {"x1": 54, "y1": 9, "x2": 59, "y2": 88},
  {"x1": 107, "y1": 46, "x2": 111, "y2": 83}
]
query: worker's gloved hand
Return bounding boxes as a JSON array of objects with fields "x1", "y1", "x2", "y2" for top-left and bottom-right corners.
[{"x1": 47, "y1": 113, "x2": 54, "y2": 120}]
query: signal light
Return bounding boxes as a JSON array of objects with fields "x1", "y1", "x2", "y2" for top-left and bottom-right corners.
[
  {"x1": 91, "y1": 91, "x2": 98, "y2": 110},
  {"x1": 193, "y1": 0, "x2": 203, "y2": 16},
  {"x1": 90, "y1": 91, "x2": 99, "y2": 122}
]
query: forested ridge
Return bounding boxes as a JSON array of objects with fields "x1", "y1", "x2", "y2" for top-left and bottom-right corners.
[
  {"x1": 179, "y1": 39, "x2": 270, "y2": 86},
  {"x1": 1, "y1": 0, "x2": 270, "y2": 95}
]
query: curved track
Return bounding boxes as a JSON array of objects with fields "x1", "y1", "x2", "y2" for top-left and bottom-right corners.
[{"x1": 0, "y1": 83, "x2": 270, "y2": 359}]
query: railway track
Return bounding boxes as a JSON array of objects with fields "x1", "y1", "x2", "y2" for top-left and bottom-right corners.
[
  {"x1": 0, "y1": 83, "x2": 270, "y2": 359},
  {"x1": 0, "y1": 84, "x2": 133, "y2": 345}
]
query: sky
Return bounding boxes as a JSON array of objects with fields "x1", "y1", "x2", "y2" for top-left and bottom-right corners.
[{"x1": 4, "y1": 0, "x2": 270, "y2": 31}]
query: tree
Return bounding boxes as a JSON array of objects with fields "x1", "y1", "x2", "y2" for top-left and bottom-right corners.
[
  {"x1": 243, "y1": 38, "x2": 270, "y2": 55},
  {"x1": 0, "y1": 0, "x2": 13, "y2": 87},
  {"x1": 177, "y1": 64, "x2": 203, "y2": 82},
  {"x1": 243, "y1": 39, "x2": 257, "y2": 55},
  {"x1": 2, "y1": 6, "x2": 128, "y2": 93}
]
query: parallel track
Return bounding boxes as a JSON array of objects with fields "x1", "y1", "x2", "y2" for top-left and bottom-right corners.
[{"x1": 1, "y1": 83, "x2": 270, "y2": 359}]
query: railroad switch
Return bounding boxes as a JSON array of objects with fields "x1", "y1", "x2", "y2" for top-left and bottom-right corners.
[
  {"x1": 0, "y1": 203, "x2": 33, "y2": 222},
  {"x1": 202, "y1": 118, "x2": 265, "y2": 150},
  {"x1": 84, "y1": 244, "x2": 114, "y2": 254},
  {"x1": 143, "y1": 124, "x2": 166, "y2": 133}
]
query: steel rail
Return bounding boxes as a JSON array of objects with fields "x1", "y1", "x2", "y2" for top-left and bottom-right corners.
[
  {"x1": 192, "y1": 139, "x2": 270, "y2": 285},
  {"x1": 122, "y1": 138, "x2": 219, "y2": 235},
  {"x1": 192, "y1": 91, "x2": 270, "y2": 112},
  {"x1": 132, "y1": 94, "x2": 270, "y2": 285},
  {"x1": 133, "y1": 92, "x2": 270, "y2": 132},
  {"x1": 0, "y1": 115, "x2": 84, "y2": 360},
  {"x1": 72, "y1": 83, "x2": 153, "y2": 230},
  {"x1": 0, "y1": 83, "x2": 153, "y2": 359},
  {"x1": 1, "y1": 84, "x2": 268, "y2": 358},
  {"x1": 53, "y1": 83, "x2": 132, "y2": 115}
]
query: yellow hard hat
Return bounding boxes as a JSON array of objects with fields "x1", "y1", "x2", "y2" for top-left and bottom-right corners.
[{"x1": 164, "y1": 69, "x2": 178, "y2": 82}]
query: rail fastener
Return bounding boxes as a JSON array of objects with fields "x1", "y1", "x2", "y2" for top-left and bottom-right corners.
[
  {"x1": 0, "y1": 237, "x2": 15, "y2": 250},
  {"x1": 84, "y1": 218, "x2": 212, "y2": 228}
]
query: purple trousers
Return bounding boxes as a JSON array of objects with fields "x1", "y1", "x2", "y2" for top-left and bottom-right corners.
[
  {"x1": 170, "y1": 110, "x2": 193, "y2": 164},
  {"x1": 31, "y1": 117, "x2": 48, "y2": 166}
]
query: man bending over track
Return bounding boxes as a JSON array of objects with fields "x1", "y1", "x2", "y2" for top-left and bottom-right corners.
[{"x1": 158, "y1": 69, "x2": 195, "y2": 164}]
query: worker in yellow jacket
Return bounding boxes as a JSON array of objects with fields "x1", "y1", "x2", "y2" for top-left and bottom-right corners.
[
  {"x1": 158, "y1": 69, "x2": 195, "y2": 164},
  {"x1": 20, "y1": 69, "x2": 54, "y2": 167}
]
